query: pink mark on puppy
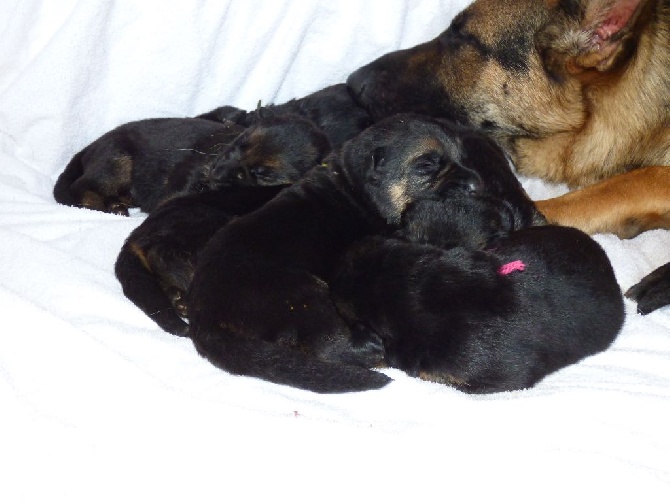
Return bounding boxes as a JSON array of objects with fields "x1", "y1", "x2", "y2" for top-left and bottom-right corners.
[{"x1": 498, "y1": 260, "x2": 525, "y2": 276}]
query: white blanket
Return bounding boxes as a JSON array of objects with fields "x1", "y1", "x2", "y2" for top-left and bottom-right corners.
[{"x1": 2, "y1": 1, "x2": 669, "y2": 500}]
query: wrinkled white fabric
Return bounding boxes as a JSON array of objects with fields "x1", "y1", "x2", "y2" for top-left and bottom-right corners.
[{"x1": 1, "y1": 1, "x2": 669, "y2": 500}]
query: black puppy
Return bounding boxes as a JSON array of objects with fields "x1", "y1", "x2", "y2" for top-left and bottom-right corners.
[
  {"x1": 53, "y1": 117, "x2": 244, "y2": 215},
  {"x1": 114, "y1": 113, "x2": 332, "y2": 335},
  {"x1": 54, "y1": 114, "x2": 329, "y2": 214},
  {"x1": 185, "y1": 114, "x2": 542, "y2": 393},
  {"x1": 626, "y1": 263, "x2": 670, "y2": 314},
  {"x1": 115, "y1": 185, "x2": 285, "y2": 337},
  {"x1": 200, "y1": 83, "x2": 372, "y2": 150},
  {"x1": 332, "y1": 224, "x2": 624, "y2": 394},
  {"x1": 327, "y1": 115, "x2": 624, "y2": 393},
  {"x1": 328, "y1": 114, "x2": 623, "y2": 393},
  {"x1": 187, "y1": 162, "x2": 389, "y2": 394}
]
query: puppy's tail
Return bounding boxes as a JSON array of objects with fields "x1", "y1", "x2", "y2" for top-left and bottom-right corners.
[
  {"x1": 53, "y1": 148, "x2": 86, "y2": 206},
  {"x1": 192, "y1": 330, "x2": 392, "y2": 393},
  {"x1": 115, "y1": 243, "x2": 190, "y2": 337}
]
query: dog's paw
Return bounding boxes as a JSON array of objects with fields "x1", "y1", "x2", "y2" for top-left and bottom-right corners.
[{"x1": 625, "y1": 262, "x2": 670, "y2": 314}]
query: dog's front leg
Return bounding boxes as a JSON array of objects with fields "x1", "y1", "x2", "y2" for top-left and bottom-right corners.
[{"x1": 534, "y1": 166, "x2": 670, "y2": 238}]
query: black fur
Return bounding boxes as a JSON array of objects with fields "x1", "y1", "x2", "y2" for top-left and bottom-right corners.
[
  {"x1": 332, "y1": 225, "x2": 624, "y2": 393},
  {"x1": 626, "y1": 262, "x2": 670, "y2": 314},
  {"x1": 54, "y1": 117, "x2": 244, "y2": 215},
  {"x1": 195, "y1": 105, "x2": 247, "y2": 124},
  {"x1": 114, "y1": 114, "x2": 335, "y2": 334},
  {"x1": 185, "y1": 114, "x2": 543, "y2": 393},
  {"x1": 180, "y1": 115, "x2": 330, "y2": 193},
  {"x1": 54, "y1": 114, "x2": 330, "y2": 215},
  {"x1": 115, "y1": 185, "x2": 286, "y2": 336},
  {"x1": 187, "y1": 162, "x2": 389, "y2": 394},
  {"x1": 202, "y1": 84, "x2": 372, "y2": 149}
]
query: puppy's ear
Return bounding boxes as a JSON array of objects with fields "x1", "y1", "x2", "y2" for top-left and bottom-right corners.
[
  {"x1": 540, "y1": 0, "x2": 649, "y2": 78},
  {"x1": 195, "y1": 105, "x2": 248, "y2": 124},
  {"x1": 369, "y1": 147, "x2": 386, "y2": 174}
]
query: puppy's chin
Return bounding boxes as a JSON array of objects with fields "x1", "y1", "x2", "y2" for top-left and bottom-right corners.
[{"x1": 365, "y1": 186, "x2": 407, "y2": 227}]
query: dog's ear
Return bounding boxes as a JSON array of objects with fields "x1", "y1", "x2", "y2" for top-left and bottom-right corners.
[
  {"x1": 540, "y1": 0, "x2": 649, "y2": 78},
  {"x1": 576, "y1": 0, "x2": 649, "y2": 71}
]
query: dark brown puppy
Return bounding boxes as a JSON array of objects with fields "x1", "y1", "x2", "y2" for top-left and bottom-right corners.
[
  {"x1": 201, "y1": 83, "x2": 372, "y2": 150},
  {"x1": 185, "y1": 114, "x2": 542, "y2": 393},
  {"x1": 177, "y1": 115, "x2": 331, "y2": 193},
  {"x1": 53, "y1": 117, "x2": 243, "y2": 215},
  {"x1": 626, "y1": 263, "x2": 670, "y2": 314},
  {"x1": 347, "y1": 0, "x2": 670, "y2": 239},
  {"x1": 54, "y1": 114, "x2": 329, "y2": 214},
  {"x1": 114, "y1": 185, "x2": 286, "y2": 337},
  {"x1": 332, "y1": 224, "x2": 624, "y2": 394}
]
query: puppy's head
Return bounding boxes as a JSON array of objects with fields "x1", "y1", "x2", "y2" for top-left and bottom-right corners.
[
  {"x1": 340, "y1": 114, "x2": 542, "y2": 238},
  {"x1": 397, "y1": 195, "x2": 533, "y2": 250},
  {"x1": 347, "y1": 0, "x2": 651, "y2": 141},
  {"x1": 208, "y1": 114, "x2": 331, "y2": 187}
]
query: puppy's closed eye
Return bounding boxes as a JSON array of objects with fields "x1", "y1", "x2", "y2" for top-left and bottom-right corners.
[
  {"x1": 249, "y1": 165, "x2": 277, "y2": 183},
  {"x1": 436, "y1": 163, "x2": 482, "y2": 194},
  {"x1": 412, "y1": 152, "x2": 443, "y2": 176}
]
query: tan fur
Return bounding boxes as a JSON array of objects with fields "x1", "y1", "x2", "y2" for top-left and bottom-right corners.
[
  {"x1": 350, "y1": 0, "x2": 670, "y2": 237},
  {"x1": 419, "y1": 370, "x2": 470, "y2": 388},
  {"x1": 388, "y1": 181, "x2": 409, "y2": 214},
  {"x1": 129, "y1": 242, "x2": 152, "y2": 271},
  {"x1": 113, "y1": 154, "x2": 134, "y2": 184},
  {"x1": 441, "y1": 0, "x2": 670, "y2": 237},
  {"x1": 536, "y1": 166, "x2": 670, "y2": 237},
  {"x1": 516, "y1": 6, "x2": 670, "y2": 186},
  {"x1": 387, "y1": 136, "x2": 452, "y2": 216},
  {"x1": 79, "y1": 191, "x2": 105, "y2": 212}
]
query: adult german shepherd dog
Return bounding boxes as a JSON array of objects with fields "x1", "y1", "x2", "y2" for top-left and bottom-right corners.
[{"x1": 347, "y1": 0, "x2": 670, "y2": 313}]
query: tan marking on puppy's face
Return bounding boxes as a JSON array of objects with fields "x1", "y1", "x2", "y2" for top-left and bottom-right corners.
[
  {"x1": 365, "y1": 125, "x2": 462, "y2": 223},
  {"x1": 396, "y1": 136, "x2": 457, "y2": 205},
  {"x1": 387, "y1": 179, "x2": 409, "y2": 216}
]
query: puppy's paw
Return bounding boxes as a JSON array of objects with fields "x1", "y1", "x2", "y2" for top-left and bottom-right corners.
[
  {"x1": 108, "y1": 202, "x2": 130, "y2": 217},
  {"x1": 349, "y1": 323, "x2": 386, "y2": 367},
  {"x1": 166, "y1": 287, "x2": 189, "y2": 318}
]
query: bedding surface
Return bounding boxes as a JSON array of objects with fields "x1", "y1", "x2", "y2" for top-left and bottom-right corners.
[{"x1": 1, "y1": 1, "x2": 669, "y2": 500}]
